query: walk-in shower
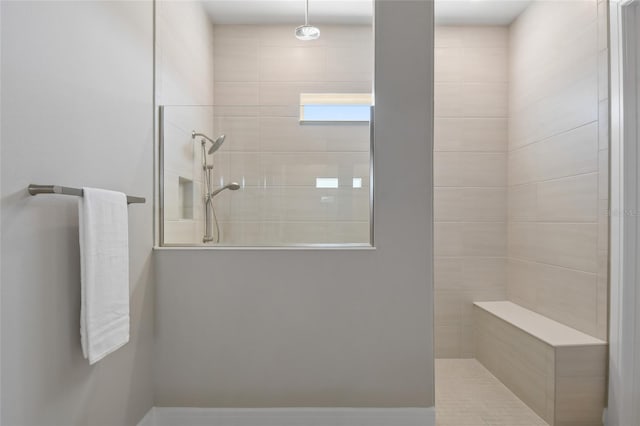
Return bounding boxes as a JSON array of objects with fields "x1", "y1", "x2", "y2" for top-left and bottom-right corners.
[{"x1": 193, "y1": 130, "x2": 240, "y2": 243}]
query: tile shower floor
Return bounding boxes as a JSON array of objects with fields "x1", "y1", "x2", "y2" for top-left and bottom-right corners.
[{"x1": 435, "y1": 359, "x2": 548, "y2": 426}]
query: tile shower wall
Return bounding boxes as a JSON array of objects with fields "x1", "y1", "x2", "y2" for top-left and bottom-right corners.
[
  {"x1": 434, "y1": 26, "x2": 509, "y2": 358},
  {"x1": 210, "y1": 25, "x2": 372, "y2": 245},
  {"x1": 156, "y1": 0, "x2": 215, "y2": 244},
  {"x1": 507, "y1": 0, "x2": 609, "y2": 340}
]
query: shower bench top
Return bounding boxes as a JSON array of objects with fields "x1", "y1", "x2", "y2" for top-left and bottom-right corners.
[{"x1": 474, "y1": 301, "x2": 606, "y2": 347}]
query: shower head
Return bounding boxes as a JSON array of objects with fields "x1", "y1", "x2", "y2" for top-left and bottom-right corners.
[
  {"x1": 210, "y1": 182, "x2": 240, "y2": 198},
  {"x1": 208, "y1": 134, "x2": 226, "y2": 154},
  {"x1": 192, "y1": 131, "x2": 226, "y2": 154}
]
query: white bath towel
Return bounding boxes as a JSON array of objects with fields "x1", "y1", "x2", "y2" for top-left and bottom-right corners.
[{"x1": 79, "y1": 187, "x2": 130, "y2": 364}]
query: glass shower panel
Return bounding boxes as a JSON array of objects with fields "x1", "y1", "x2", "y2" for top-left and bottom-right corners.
[{"x1": 161, "y1": 104, "x2": 371, "y2": 246}]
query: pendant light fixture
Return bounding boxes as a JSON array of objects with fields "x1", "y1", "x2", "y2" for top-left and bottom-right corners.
[{"x1": 295, "y1": 0, "x2": 320, "y2": 40}]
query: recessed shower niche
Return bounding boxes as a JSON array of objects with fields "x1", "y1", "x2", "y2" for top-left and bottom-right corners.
[
  {"x1": 157, "y1": 1, "x2": 374, "y2": 247},
  {"x1": 178, "y1": 177, "x2": 194, "y2": 220}
]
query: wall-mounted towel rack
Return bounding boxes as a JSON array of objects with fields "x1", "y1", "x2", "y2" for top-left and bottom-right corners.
[{"x1": 28, "y1": 184, "x2": 145, "y2": 205}]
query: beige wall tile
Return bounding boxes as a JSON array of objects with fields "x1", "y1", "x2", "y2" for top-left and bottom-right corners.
[
  {"x1": 325, "y1": 152, "x2": 370, "y2": 183},
  {"x1": 435, "y1": 26, "x2": 508, "y2": 48},
  {"x1": 311, "y1": 25, "x2": 373, "y2": 48},
  {"x1": 597, "y1": 0, "x2": 608, "y2": 52},
  {"x1": 506, "y1": 0, "x2": 606, "y2": 343},
  {"x1": 459, "y1": 288, "x2": 507, "y2": 325},
  {"x1": 509, "y1": 27, "x2": 597, "y2": 116},
  {"x1": 435, "y1": 46, "x2": 507, "y2": 84},
  {"x1": 163, "y1": 121, "x2": 197, "y2": 177},
  {"x1": 325, "y1": 222, "x2": 370, "y2": 244},
  {"x1": 536, "y1": 264, "x2": 599, "y2": 337},
  {"x1": 435, "y1": 290, "x2": 463, "y2": 326},
  {"x1": 213, "y1": 39, "x2": 259, "y2": 82},
  {"x1": 598, "y1": 149, "x2": 609, "y2": 200},
  {"x1": 598, "y1": 49, "x2": 609, "y2": 102},
  {"x1": 435, "y1": 325, "x2": 461, "y2": 358},
  {"x1": 260, "y1": 153, "x2": 328, "y2": 187},
  {"x1": 281, "y1": 222, "x2": 330, "y2": 244},
  {"x1": 213, "y1": 105, "x2": 259, "y2": 118},
  {"x1": 508, "y1": 144, "x2": 538, "y2": 186},
  {"x1": 220, "y1": 188, "x2": 263, "y2": 223},
  {"x1": 596, "y1": 272, "x2": 608, "y2": 341},
  {"x1": 214, "y1": 82, "x2": 259, "y2": 106},
  {"x1": 326, "y1": 46, "x2": 373, "y2": 81},
  {"x1": 507, "y1": 258, "x2": 539, "y2": 309},
  {"x1": 434, "y1": 188, "x2": 506, "y2": 222},
  {"x1": 435, "y1": 47, "x2": 462, "y2": 83},
  {"x1": 259, "y1": 82, "x2": 325, "y2": 106},
  {"x1": 598, "y1": 99, "x2": 609, "y2": 151},
  {"x1": 461, "y1": 257, "x2": 507, "y2": 290},
  {"x1": 258, "y1": 81, "x2": 372, "y2": 107},
  {"x1": 217, "y1": 153, "x2": 262, "y2": 187},
  {"x1": 164, "y1": 220, "x2": 197, "y2": 245},
  {"x1": 433, "y1": 26, "x2": 509, "y2": 358},
  {"x1": 436, "y1": 257, "x2": 507, "y2": 291},
  {"x1": 434, "y1": 257, "x2": 464, "y2": 290},
  {"x1": 435, "y1": 82, "x2": 508, "y2": 118},
  {"x1": 535, "y1": 223, "x2": 598, "y2": 273},
  {"x1": 597, "y1": 199, "x2": 609, "y2": 252},
  {"x1": 435, "y1": 222, "x2": 507, "y2": 257},
  {"x1": 435, "y1": 152, "x2": 507, "y2": 187},
  {"x1": 266, "y1": 187, "x2": 330, "y2": 222},
  {"x1": 459, "y1": 47, "x2": 508, "y2": 83},
  {"x1": 434, "y1": 118, "x2": 507, "y2": 152},
  {"x1": 213, "y1": 116, "x2": 260, "y2": 152},
  {"x1": 326, "y1": 188, "x2": 370, "y2": 222},
  {"x1": 537, "y1": 173, "x2": 599, "y2": 222},
  {"x1": 508, "y1": 222, "x2": 538, "y2": 261},
  {"x1": 219, "y1": 221, "x2": 263, "y2": 245},
  {"x1": 259, "y1": 46, "x2": 326, "y2": 82},
  {"x1": 508, "y1": 183, "x2": 538, "y2": 221},
  {"x1": 259, "y1": 117, "x2": 327, "y2": 152},
  {"x1": 163, "y1": 171, "x2": 181, "y2": 222},
  {"x1": 536, "y1": 122, "x2": 599, "y2": 181},
  {"x1": 322, "y1": 124, "x2": 370, "y2": 152},
  {"x1": 510, "y1": 75, "x2": 598, "y2": 148},
  {"x1": 458, "y1": 326, "x2": 475, "y2": 358}
]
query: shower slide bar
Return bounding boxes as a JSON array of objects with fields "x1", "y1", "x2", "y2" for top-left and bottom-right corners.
[{"x1": 27, "y1": 184, "x2": 146, "y2": 205}]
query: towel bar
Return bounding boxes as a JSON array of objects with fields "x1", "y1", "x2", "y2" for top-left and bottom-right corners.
[{"x1": 28, "y1": 184, "x2": 145, "y2": 205}]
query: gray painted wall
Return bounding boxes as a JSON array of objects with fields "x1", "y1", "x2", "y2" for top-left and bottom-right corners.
[
  {"x1": 1, "y1": 1, "x2": 154, "y2": 425},
  {"x1": 154, "y1": 0, "x2": 435, "y2": 407}
]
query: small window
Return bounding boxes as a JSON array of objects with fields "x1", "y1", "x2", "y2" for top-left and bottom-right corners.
[{"x1": 300, "y1": 93, "x2": 372, "y2": 123}]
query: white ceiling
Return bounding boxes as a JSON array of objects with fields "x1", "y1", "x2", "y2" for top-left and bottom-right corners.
[
  {"x1": 435, "y1": 0, "x2": 531, "y2": 25},
  {"x1": 202, "y1": 1, "x2": 373, "y2": 25},
  {"x1": 202, "y1": 0, "x2": 531, "y2": 26}
]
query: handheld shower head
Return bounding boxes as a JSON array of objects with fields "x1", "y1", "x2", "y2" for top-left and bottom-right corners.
[
  {"x1": 210, "y1": 182, "x2": 240, "y2": 198},
  {"x1": 208, "y1": 134, "x2": 226, "y2": 154}
]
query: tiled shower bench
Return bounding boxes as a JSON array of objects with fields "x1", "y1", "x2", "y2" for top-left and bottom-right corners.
[{"x1": 473, "y1": 301, "x2": 607, "y2": 426}]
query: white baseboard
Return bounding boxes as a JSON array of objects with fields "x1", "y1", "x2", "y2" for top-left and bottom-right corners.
[{"x1": 138, "y1": 407, "x2": 436, "y2": 426}]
